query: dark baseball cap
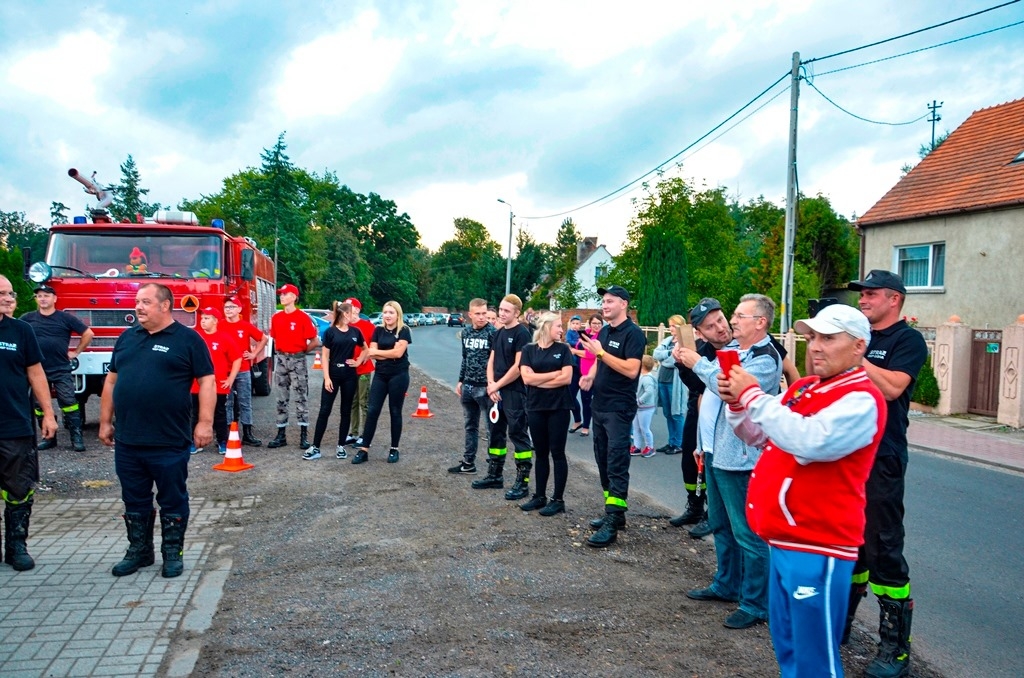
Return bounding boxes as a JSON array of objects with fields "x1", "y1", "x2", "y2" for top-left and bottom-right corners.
[
  {"x1": 848, "y1": 270, "x2": 907, "y2": 295},
  {"x1": 689, "y1": 298, "x2": 723, "y2": 327},
  {"x1": 34, "y1": 285, "x2": 56, "y2": 295},
  {"x1": 570, "y1": 315, "x2": 581, "y2": 321},
  {"x1": 597, "y1": 285, "x2": 630, "y2": 302}
]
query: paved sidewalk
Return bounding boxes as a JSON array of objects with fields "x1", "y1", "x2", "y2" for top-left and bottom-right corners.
[
  {"x1": 0, "y1": 496, "x2": 257, "y2": 677},
  {"x1": 908, "y1": 413, "x2": 1024, "y2": 472}
]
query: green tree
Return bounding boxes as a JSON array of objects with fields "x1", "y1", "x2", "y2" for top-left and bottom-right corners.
[
  {"x1": 0, "y1": 210, "x2": 48, "y2": 258},
  {"x1": 50, "y1": 201, "x2": 69, "y2": 226},
  {"x1": 511, "y1": 227, "x2": 549, "y2": 302},
  {"x1": 637, "y1": 221, "x2": 688, "y2": 326},
  {"x1": 901, "y1": 130, "x2": 951, "y2": 176},
  {"x1": 0, "y1": 245, "x2": 35, "y2": 313},
  {"x1": 110, "y1": 155, "x2": 163, "y2": 221}
]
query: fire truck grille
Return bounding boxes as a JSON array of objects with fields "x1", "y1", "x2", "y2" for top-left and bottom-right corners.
[{"x1": 66, "y1": 309, "x2": 196, "y2": 328}]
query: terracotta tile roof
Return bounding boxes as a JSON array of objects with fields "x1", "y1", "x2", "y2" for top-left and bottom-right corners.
[{"x1": 858, "y1": 97, "x2": 1024, "y2": 227}]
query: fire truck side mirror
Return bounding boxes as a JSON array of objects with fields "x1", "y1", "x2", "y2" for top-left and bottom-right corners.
[{"x1": 240, "y1": 249, "x2": 255, "y2": 281}]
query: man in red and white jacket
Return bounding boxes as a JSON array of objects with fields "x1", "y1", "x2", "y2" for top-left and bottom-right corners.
[{"x1": 718, "y1": 303, "x2": 887, "y2": 678}]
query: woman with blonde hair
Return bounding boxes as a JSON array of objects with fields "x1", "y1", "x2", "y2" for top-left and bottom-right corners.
[
  {"x1": 517, "y1": 312, "x2": 574, "y2": 516},
  {"x1": 352, "y1": 301, "x2": 412, "y2": 465}
]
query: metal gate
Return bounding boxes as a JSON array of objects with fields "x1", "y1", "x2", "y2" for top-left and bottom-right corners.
[{"x1": 969, "y1": 330, "x2": 1001, "y2": 416}]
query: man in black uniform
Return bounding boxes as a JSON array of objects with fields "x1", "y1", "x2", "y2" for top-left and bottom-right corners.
[
  {"x1": 580, "y1": 286, "x2": 647, "y2": 547},
  {"x1": 0, "y1": 275, "x2": 58, "y2": 571},
  {"x1": 476, "y1": 294, "x2": 534, "y2": 498},
  {"x1": 450, "y1": 298, "x2": 495, "y2": 475},
  {"x1": 844, "y1": 270, "x2": 928, "y2": 678},
  {"x1": 99, "y1": 283, "x2": 215, "y2": 579},
  {"x1": 21, "y1": 284, "x2": 94, "y2": 451}
]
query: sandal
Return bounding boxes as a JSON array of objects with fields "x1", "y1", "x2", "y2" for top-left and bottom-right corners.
[
  {"x1": 578, "y1": 429, "x2": 590, "y2": 437},
  {"x1": 569, "y1": 423, "x2": 583, "y2": 433}
]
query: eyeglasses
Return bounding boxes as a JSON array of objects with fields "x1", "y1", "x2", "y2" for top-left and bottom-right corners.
[
  {"x1": 0, "y1": 291, "x2": 17, "y2": 299},
  {"x1": 732, "y1": 313, "x2": 764, "y2": 320}
]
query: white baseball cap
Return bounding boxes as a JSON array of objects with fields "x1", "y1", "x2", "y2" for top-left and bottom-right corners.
[{"x1": 795, "y1": 304, "x2": 871, "y2": 342}]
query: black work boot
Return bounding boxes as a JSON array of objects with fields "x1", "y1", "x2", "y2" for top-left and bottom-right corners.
[
  {"x1": 241, "y1": 424, "x2": 262, "y2": 447},
  {"x1": 159, "y1": 514, "x2": 188, "y2": 578},
  {"x1": 865, "y1": 598, "x2": 913, "y2": 678},
  {"x1": 688, "y1": 511, "x2": 712, "y2": 538},
  {"x1": 299, "y1": 425, "x2": 310, "y2": 450},
  {"x1": 4, "y1": 501, "x2": 35, "y2": 571},
  {"x1": 66, "y1": 410, "x2": 86, "y2": 452},
  {"x1": 112, "y1": 511, "x2": 156, "y2": 576},
  {"x1": 471, "y1": 457, "x2": 505, "y2": 489},
  {"x1": 670, "y1": 490, "x2": 705, "y2": 527},
  {"x1": 588, "y1": 512, "x2": 626, "y2": 548},
  {"x1": 37, "y1": 414, "x2": 57, "y2": 450},
  {"x1": 267, "y1": 427, "x2": 288, "y2": 449},
  {"x1": 590, "y1": 513, "x2": 628, "y2": 529},
  {"x1": 504, "y1": 461, "x2": 531, "y2": 500},
  {"x1": 841, "y1": 582, "x2": 868, "y2": 644}
]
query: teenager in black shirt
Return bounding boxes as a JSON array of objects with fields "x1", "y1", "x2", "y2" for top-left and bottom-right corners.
[{"x1": 518, "y1": 313, "x2": 575, "y2": 516}]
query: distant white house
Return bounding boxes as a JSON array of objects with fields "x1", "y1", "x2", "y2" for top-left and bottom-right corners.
[{"x1": 549, "y1": 238, "x2": 614, "y2": 310}]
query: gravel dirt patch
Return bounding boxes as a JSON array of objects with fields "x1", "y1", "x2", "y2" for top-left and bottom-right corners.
[{"x1": 38, "y1": 367, "x2": 946, "y2": 677}]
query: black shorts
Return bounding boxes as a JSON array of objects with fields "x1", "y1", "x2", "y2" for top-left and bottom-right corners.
[{"x1": 0, "y1": 436, "x2": 39, "y2": 502}]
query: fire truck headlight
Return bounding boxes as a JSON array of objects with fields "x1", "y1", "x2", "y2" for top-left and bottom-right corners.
[{"x1": 29, "y1": 262, "x2": 53, "y2": 283}]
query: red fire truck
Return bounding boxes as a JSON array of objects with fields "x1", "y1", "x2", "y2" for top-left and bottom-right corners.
[{"x1": 26, "y1": 168, "x2": 277, "y2": 413}]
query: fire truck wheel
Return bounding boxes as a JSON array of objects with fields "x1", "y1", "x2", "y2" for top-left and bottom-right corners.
[{"x1": 251, "y1": 359, "x2": 272, "y2": 397}]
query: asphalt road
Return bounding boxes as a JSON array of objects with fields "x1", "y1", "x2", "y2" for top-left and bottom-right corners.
[{"x1": 408, "y1": 324, "x2": 1023, "y2": 678}]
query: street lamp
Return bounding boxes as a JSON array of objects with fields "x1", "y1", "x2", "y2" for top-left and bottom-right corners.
[{"x1": 497, "y1": 198, "x2": 513, "y2": 296}]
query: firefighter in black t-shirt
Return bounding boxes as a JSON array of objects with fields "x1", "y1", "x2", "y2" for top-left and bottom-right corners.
[
  {"x1": 100, "y1": 283, "x2": 215, "y2": 579},
  {"x1": 579, "y1": 286, "x2": 648, "y2": 547},
  {"x1": 475, "y1": 294, "x2": 534, "y2": 498},
  {"x1": 21, "y1": 285, "x2": 94, "y2": 451}
]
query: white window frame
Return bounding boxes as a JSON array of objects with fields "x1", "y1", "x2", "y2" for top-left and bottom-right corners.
[{"x1": 893, "y1": 242, "x2": 945, "y2": 291}]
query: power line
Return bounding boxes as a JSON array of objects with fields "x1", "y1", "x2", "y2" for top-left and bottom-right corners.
[
  {"x1": 802, "y1": 0, "x2": 1020, "y2": 65},
  {"x1": 811, "y1": 19, "x2": 1024, "y2": 78},
  {"x1": 805, "y1": 79, "x2": 930, "y2": 126},
  {"x1": 520, "y1": 70, "x2": 790, "y2": 220}
]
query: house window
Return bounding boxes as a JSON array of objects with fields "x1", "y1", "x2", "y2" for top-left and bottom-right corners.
[
  {"x1": 595, "y1": 265, "x2": 608, "y2": 278},
  {"x1": 896, "y1": 242, "x2": 944, "y2": 288}
]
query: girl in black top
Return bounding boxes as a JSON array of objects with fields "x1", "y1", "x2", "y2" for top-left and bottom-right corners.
[
  {"x1": 353, "y1": 301, "x2": 412, "y2": 465},
  {"x1": 518, "y1": 312, "x2": 574, "y2": 516},
  {"x1": 305, "y1": 301, "x2": 365, "y2": 460}
]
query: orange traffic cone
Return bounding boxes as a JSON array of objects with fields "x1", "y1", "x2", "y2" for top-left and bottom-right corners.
[
  {"x1": 313, "y1": 351, "x2": 322, "y2": 369},
  {"x1": 410, "y1": 386, "x2": 434, "y2": 418},
  {"x1": 213, "y1": 422, "x2": 255, "y2": 472}
]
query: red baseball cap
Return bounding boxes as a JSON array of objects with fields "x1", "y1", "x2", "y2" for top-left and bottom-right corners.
[
  {"x1": 343, "y1": 297, "x2": 362, "y2": 310},
  {"x1": 277, "y1": 284, "x2": 299, "y2": 297},
  {"x1": 224, "y1": 296, "x2": 243, "y2": 307},
  {"x1": 200, "y1": 306, "x2": 223, "y2": 320}
]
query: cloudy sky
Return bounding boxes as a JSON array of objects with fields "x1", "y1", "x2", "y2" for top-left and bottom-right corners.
[{"x1": 1, "y1": 0, "x2": 1021, "y2": 255}]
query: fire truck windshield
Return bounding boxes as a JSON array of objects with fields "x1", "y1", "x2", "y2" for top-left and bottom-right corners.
[{"x1": 47, "y1": 232, "x2": 224, "y2": 279}]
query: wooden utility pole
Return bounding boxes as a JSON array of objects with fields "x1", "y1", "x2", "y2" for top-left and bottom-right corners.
[
  {"x1": 780, "y1": 52, "x2": 800, "y2": 333},
  {"x1": 928, "y1": 100, "x2": 944, "y2": 150}
]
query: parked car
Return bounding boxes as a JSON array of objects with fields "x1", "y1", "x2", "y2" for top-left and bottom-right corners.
[
  {"x1": 447, "y1": 312, "x2": 464, "y2": 327},
  {"x1": 368, "y1": 312, "x2": 383, "y2": 326},
  {"x1": 431, "y1": 312, "x2": 447, "y2": 325},
  {"x1": 403, "y1": 313, "x2": 418, "y2": 327},
  {"x1": 422, "y1": 313, "x2": 437, "y2": 326},
  {"x1": 304, "y1": 310, "x2": 332, "y2": 338},
  {"x1": 412, "y1": 312, "x2": 429, "y2": 326}
]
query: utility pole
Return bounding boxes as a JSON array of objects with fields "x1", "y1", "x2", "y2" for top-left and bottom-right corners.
[
  {"x1": 780, "y1": 51, "x2": 800, "y2": 334},
  {"x1": 928, "y1": 100, "x2": 943, "y2": 150},
  {"x1": 497, "y1": 198, "x2": 514, "y2": 296}
]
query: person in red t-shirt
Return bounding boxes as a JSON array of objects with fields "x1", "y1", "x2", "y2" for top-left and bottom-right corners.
[
  {"x1": 192, "y1": 307, "x2": 242, "y2": 454},
  {"x1": 343, "y1": 297, "x2": 376, "y2": 445},
  {"x1": 222, "y1": 296, "x2": 268, "y2": 446},
  {"x1": 267, "y1": 284, "x2": 320, "y2": 450}
]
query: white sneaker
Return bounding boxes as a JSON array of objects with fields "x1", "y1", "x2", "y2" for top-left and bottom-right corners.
[
  {"x1": 336, "y1": 445, "x2": 348, "y2": 459},
  {"x1": 302, "y1": 446, "x2": 321, "y2": 460}
]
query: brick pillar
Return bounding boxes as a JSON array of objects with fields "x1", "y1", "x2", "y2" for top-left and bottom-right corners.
[
  {"x1": 934, "y1": 316, "x2": 971, "y2": 416},
  {"x1": 997, "y1": 316, "x2": 1024, "y2": 428}
]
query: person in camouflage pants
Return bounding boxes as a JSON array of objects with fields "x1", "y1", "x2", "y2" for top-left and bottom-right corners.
[{"x1": 267, "y1": 284, "x2": 320, "y2": 450}]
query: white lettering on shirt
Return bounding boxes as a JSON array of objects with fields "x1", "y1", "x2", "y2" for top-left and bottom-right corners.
[{"x1": 152, "y1": 344, "x2": 170, "y2": 353}]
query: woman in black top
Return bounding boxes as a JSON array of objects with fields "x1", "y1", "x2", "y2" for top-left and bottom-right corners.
[
  {"x1": 518, "y1": 312, "x2": 574, "y2": 516},
  {"x1": 305, "y1": 301, "x2": 365, "y2": 460},
  {"x1": 353, "y1": 301, "x2": 412, "y2": 465}
]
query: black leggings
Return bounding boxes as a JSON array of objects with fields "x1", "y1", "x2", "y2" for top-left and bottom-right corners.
[
  {"x1": 528, "y1": 409, "x2": 570, "y2": 500},
  {"x1": 312, "y1": 369, "x2": 358, "y2": 448},
  {"x1": 359, "y1": 370, "x2": 410, "y2": 449}
]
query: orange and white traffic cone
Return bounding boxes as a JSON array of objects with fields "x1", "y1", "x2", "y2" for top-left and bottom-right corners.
[
  {"x1": 213, "y1": 422, "x2": 255, "y2": 472},
  {"x1": 410, "y1": 386, "x2": 434, "y2": 418},
  {"x1": 312, "y1": 351, "x2": 322, "y2": 369}
]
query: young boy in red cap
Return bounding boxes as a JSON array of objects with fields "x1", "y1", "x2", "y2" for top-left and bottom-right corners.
[
  {"x1": 191, "y1": 307, "x2": 242, "y2": 454},
  {"x1": 222, "y1": 296, "x2": 268, "y2": 446},
  {"x1": 268, "y1": 284, "x2": 320, "y2": 449}
]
